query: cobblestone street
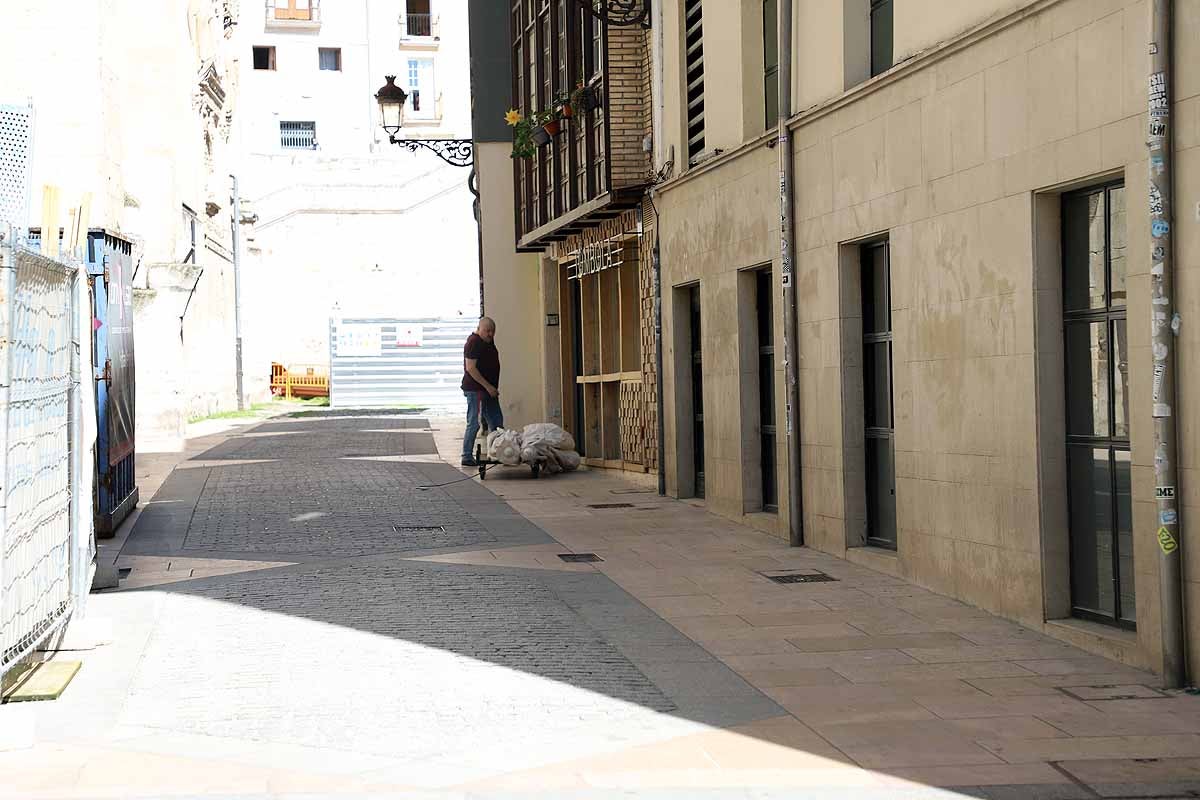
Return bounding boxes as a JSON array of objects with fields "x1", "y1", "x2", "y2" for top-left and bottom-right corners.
[{"x1": 3, "y1": 411, "x2": 1200, "y2": 799}]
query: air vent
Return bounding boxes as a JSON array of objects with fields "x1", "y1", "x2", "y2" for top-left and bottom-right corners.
[
  {"x1": 760, "y1": 570, "x2": 838, "y2": 584},
  {"x1": 559, "y1": 553, "x2": 603, "y2": 563}
]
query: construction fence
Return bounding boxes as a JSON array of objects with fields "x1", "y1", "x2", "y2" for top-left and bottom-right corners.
[{"x1": 0, "y1": 233, "x2": 94, "y2": 683}]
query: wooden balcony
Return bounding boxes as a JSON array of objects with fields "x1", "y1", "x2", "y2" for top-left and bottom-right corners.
[{"x1": 510, "y1": 2, "x2": 650, "y2": 252}]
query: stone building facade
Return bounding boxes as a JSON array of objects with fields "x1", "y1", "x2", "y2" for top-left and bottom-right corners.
[
  {"x1": 2, "y1": 0, "x2": 244, "y2": 449},
  {"x1": 651, "y1": 0, "x2": 1199, "y2": 676}
]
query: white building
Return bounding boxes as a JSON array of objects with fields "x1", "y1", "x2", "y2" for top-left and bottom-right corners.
[
  {"x1": 234, "y1": 0, "x2": 478, "y2": 382},
  {"x1": 1, "y1": 0, "x2": 242, "y2": 450}
]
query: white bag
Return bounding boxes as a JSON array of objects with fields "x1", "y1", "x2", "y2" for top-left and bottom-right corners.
[
  {"x1": 521, "y1": 423, "x2": 576, "y2": 453},
  {"x1": 487, "y1": 428, "x2": 523, "y2": 465},
  {"x1": 555, "y1": 449, "x2": 581, "y2": 471}
]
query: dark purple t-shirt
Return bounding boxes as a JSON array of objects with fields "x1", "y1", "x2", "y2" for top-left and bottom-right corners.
[{"x1": 461, "y1": 333, "x2": 500, "y2": 392}]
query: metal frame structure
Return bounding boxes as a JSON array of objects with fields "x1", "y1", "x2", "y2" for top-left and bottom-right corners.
[
  {"x1": 388, "y1": 137, "x2": 474, "y2": 168},
  {"x1": 575, "y1": 0, "x2": 651, "y2": 28}
]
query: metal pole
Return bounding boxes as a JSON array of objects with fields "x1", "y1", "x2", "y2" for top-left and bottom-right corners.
[
  {"x1": 470, "y1": 165, "x2": 485, "y2": 316},
  {"x1": 778, "y1": 0, "x2": 803, "y2": 546},
  {"x1": 654, "y1": 224, "x2": 665, "y2": 496},
  {"x1": 230, "y1": 175, "x2": 245, "y2": 411},
  {"x1": 1149, "y1": 0, "x2": 1186, "y2": 689}
]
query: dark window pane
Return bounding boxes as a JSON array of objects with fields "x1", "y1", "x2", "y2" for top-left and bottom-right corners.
[
  {"x1": 1065, "y1": 322, "x2": 1109, "y2": 438},
  {"x1": 763, "y1": 0, "x2": 778, "y2": 66},
  {"x1": 759, "y1": 354, "x2": 775, "y2": 421},
  {"x1": 1069, "y1": 445, "x2": 1116, "y2": 618},
  {"x1": 761, "y1": 432, "x2": 777, "y2": 509},
  {"x1": 253, "y1": 46, "x2": 273, "y2": 70},
  {"x1": 1063, "y1": 190, "x2": 1107, "y2": 312},
  {"x1": 1114, "y1": 449, "x2": 1136, "y2": 623},
  {"x1": 1109, "y1": 186, "x2": 1127, "y2": 307},
  {"x1": 764, "y1": 69, "x2": 779, "y2": 126},
  {"x1": 870, "y1": 0, "x2": 893, "y2": 77},
  {"x1": 864, "y1": 342, "x2": 891, "y2": 429},
  {"x1": 756, "y1": 269, "x2": 774, "y2": 345},
  {"x1": 866, "y1": 436, "x2": 896, "y2": 548},
  {"x1": 862, "y1": 244, "x2": 890, "y2": 334},
  {"x1": 1112, "y1": 319, "x2": 1129, "y2": 439}
]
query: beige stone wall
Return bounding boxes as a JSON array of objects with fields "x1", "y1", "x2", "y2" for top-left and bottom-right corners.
[
  {"x1": 478, "y1": 142, "x2": 546, "y2": 430},
  {"x1": 656, "y1": 0, "x2": 1200, "y2": 672}
]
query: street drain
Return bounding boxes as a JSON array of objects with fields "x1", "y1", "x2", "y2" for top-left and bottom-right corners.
[
  {"x1": 559, "y1": 553, "x2": 603, "y2": 563},
  {"x1": 760, "y1": 571, "x2": 839, "y2": 584},
  {"x1": 393, "y1": 525, "x2": 445, "y2": 533},
  {"x1": 587, "y1": 503, "x2": 634, "y2": 509},
  {"x1": 1057, "y1": 684, "x2": 1167, "y2": 701},
  {"x1": 118, "y1": 568, "x2": 132, "y2": 578}
]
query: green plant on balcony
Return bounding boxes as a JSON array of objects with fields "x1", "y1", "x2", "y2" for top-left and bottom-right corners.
[
  {"x1": 557, "y1": 81, "x2": 600, "y2": 118},
  {"x1": 506, "y1": 107, "x2": 564, "y2": 159}
]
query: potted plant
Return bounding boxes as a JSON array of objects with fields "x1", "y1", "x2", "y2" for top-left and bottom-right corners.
[
  {"x1": 554, "y1": 88, "x2": 575, "y2": 118},
  {"x1": 505, "y1": 108, "x2": 537, "y2": 159},
  {"x1": 535, "y1": 108, "x2": 562, "y2": 140},
  {"x1": 570, "y1": 81, "x2": 601, "y2": 114}
]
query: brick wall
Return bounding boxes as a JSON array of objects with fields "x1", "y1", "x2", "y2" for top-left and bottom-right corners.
[
  {"x1": 607, "y1": 25, "x2": 650, "y2": 189},
  {"x1": 637, "y1": 196, "x2": 657, "y2": 472}
]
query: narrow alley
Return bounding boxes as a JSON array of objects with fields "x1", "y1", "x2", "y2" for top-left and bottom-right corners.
[{"x1": 4, "y1": 410, "x2": 1199, "y2": 799}]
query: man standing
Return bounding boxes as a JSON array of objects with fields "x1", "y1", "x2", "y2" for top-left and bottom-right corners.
[{"x1": 461, "y1": 317, "x2": 503, "y2": 466}]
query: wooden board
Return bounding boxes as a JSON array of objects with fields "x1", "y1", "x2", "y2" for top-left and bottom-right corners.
[{"x1": 1, "y1": 660, "x2": 81, "y2": 703}]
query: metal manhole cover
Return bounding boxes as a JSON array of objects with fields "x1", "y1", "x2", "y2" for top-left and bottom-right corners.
[
  {"x1": 559, "y1": 553, "x2": 603, "y2": 563},
  {"x1": 393, "y1": 525, "x2": 445, "y2": 533},
  {"x1": 587, "y1": 503, "x2": 634, "y2": 509},
  {"x1": 1057, "y1": 684, "x2": 1167, "y2": 701},
  {"x1": 760, "y1": 571, "x2": 838, "y2": 584}
]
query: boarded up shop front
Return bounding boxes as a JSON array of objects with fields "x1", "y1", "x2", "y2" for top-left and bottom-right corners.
[{"x1": 553, "y1": 206, "x2": 656, "y2": 472}]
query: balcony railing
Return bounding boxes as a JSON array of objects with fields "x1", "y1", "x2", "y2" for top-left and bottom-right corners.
[
  {"x1": 400, "y1": 13, "x2": 439, "y2": 40},
  {"x1": 280, "y1": 121, "x2": 317, "y2": 150},
  {"x1": 266, "y1": 0, "x2": 322, "y2": 28}
]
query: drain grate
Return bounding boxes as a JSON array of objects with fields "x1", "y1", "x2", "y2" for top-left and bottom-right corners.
[
  {"x1": 558, "y1": 553, "x2": 603, "y2": 563},
  {"x1": 760, "y1": 570, "x2": 839, "y2": 584},
  {"x1": 1057, "y1": 684, "x2": 1168, "y2": 702},
  {"x1": 587, "y1": 503, "x2": 634, "y2": 509},
  {"x1": 393, "y1": 525, "x2": 446, "y2": 533}
]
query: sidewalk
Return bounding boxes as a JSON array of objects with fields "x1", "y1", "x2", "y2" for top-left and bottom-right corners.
[
  {"x1": 0, "y1": 409, "x2": 1196, "y2": 799},
  {"x1": 429, "y1": 416, "x2": 1200, "y2": 797}
]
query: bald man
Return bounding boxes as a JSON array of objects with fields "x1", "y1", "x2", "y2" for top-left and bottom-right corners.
[{"x1": 461, "y1": 317, "x2": 503, "y2": 466}]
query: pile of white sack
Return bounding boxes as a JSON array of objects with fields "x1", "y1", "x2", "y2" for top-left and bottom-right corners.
[{"x1": 486, "y1": 423, "x2": 582, "y2": 474}]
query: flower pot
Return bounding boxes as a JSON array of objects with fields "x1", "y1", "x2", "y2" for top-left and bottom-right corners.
[
  {"x1": 530, "y1": 127, "x2": 551, "y2": 147},
  {"x1": 542, "y1": 119, "x2": 561, "y2": 137},
  {"x1": 560, "y1": 103, "x2": 574, "y2": 118}
]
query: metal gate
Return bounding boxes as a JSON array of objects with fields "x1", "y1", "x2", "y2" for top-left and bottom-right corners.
[
  {"x1": 329, "y1": 317, "x2": 475, "y2": 410},
  {"x1": 29, "y1": 228, "x2": 138, "y2": 536},
  {"x1": 86, "y1": 230, "x2": 137, "y2": 536},
  {"x1": 0, "y1": 236, "x2": 90, "y2": 680}
]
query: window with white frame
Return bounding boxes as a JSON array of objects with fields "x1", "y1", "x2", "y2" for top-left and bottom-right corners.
[
  {"x1": 406, "y1": 58, "x2": 436, "y2": 119},
  {"x1": 319, "y1": 47, "x2": 341, "y2": 71}
]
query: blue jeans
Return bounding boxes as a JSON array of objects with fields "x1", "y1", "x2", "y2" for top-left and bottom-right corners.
[{"x1": 463, "y1": 390, "x2": 504, "y2": 459}]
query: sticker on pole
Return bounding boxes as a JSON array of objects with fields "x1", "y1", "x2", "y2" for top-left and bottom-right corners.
[
  {"x1": 1156, "y1": 486, "x2": 1176, "y2": 500},
  {"x1": 1158, "y1": 526, "x2": 1178, "y2": 555},
  {"x1": 1161, "y1": 509, "x2": 1178, "y2": 525}
]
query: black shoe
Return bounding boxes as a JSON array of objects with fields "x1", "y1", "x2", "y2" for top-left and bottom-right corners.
[{"x1": 461, "y1": 457, "x2": 478, "y2": 467}]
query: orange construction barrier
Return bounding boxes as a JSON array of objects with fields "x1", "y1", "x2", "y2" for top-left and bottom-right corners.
[{"x1": 270, "y1": 362, "x2": 329, "y2": 399}]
